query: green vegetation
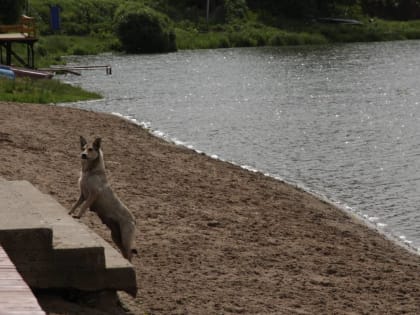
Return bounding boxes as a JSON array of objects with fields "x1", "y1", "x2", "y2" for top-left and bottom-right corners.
[
  {"x1": 11, "y1": 0, "x2": 420, "y2": 59},
  {"x1": 175, "y1": 22, "x2": 330, "y2": 50},
  {"x1": 114, "y1": 2, "x2": 176, "y2": 53},
  {"x1": 24, "y1": 1, "x2": 420, "y2": 57},
  {"x1": 0, "y1": 77, "x2": 101, "y2": 103},
  {"x1": 2, "y1": 0, "x2": 420, "y2": 103},
  {"x1": 34, "y1": 35, "x2": 118, "y2": 67}
]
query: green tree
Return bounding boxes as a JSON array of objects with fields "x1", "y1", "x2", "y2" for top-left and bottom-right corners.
[
  {"x1": 224, "y1": 0, "x2": 248, "y2": 22},
  {"x1": 0, "y1": 0, "x2": 25, "y2": 24},
  {"x1": 362, "y1": 0, "x2": 420, "y2": 19},
  {"x1": 114, "y1": 2, "x2": 177, "y2": 53},
  {"x1": 247, "y1": 0, "x2": 361, "y2": 18}
]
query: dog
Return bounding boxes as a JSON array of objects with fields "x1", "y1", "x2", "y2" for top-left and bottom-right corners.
[{"x1": 68, "y1": 136, "x2": 136, "y2": 261}]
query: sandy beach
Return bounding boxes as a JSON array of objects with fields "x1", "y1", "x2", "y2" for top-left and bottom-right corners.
[{"x1": 1, "y1": 101, "x2": 420, "y2": 314}]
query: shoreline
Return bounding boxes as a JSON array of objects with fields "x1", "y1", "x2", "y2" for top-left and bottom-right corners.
[
  {"x1": 112, "y1": 111, "x2": 420, "y2": 257},
  {"x1": 1, "y1": 102, "x2": 420, "y2": 314}
]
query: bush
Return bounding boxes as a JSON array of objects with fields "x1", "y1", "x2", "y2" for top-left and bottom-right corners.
[{"x1": 114, "y1": 2, "x2": 177, "y2": 53}]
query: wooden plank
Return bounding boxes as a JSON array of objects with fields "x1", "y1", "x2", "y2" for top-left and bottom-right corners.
[
  {"x1": 0, "y1": 33, "x2": 26, "y2": 40},
  {"x1": 0, "y1": 246, "x2": 45, "y2": 315}
]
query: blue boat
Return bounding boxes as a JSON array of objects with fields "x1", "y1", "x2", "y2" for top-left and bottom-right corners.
[{"x1": 0, "y1": 66, "x2": 15, "y2": 80}]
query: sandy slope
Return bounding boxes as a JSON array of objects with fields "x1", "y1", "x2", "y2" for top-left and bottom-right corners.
[{"x1": 1, "y1": 102, "x2": 420, "y2": 315}]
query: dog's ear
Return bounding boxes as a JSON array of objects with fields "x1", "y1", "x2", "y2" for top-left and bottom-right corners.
[
  {"x1": 93, "y1": 137, "x2": 102, "y2": 150},
  {"x1": 80, "y1": 136, "x2": 87, "y2": 149}
]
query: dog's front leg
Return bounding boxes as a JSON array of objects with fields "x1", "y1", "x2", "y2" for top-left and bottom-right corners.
[
  {"x1": 68, "y1": 194, "x2": 84, "y2": 215},
  {"x1": 72, "y1": 192, "x2": 98, "y2": 219}
]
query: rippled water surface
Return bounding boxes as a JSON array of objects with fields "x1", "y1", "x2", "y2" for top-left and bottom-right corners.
[{"x1": 64, "y1": 41, "x2": 420, "y2": 251}]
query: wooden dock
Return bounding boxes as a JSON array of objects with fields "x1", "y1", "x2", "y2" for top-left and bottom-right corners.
[
  {"x1": 0, "y1": 245, "x2": 45, "y2": 315},
  {"x1": 0, "y1": 15, "x2": 38, "y2": 68}
]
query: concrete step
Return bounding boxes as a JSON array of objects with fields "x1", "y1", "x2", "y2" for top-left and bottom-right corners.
[{"x1": 0, "y1": 180, "x2": 137, "y2": 296}]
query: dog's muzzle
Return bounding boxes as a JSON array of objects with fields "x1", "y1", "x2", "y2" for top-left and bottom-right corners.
[{"x1": 81, "y1": 153, "x2": 87, "y2": 159}]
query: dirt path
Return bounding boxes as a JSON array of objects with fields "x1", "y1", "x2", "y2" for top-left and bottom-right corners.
[{"x1": 1, "y1": 102, "x2": 420, "y2": 315}]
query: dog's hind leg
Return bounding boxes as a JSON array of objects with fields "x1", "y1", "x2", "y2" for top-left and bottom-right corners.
[
  {"x1": 121, "y1": 221, "x2": 136, "y2": 262},
  {"x1": 109, "y1": 221, "x2": 124, "y2": 253}
]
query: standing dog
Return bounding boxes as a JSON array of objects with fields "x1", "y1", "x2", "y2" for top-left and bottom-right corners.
[{"x1": 69, "y1": 136, "x2": 136, "y2": 261}]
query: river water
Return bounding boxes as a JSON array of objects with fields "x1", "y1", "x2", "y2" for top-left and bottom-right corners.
[{"x1": 63, "y1": 41, "x2": 420, "y2": 252}]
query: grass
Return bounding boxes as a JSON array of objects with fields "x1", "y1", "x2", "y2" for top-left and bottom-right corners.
[
  {"x1": 175, "y1": 18, "x2": 420, "y2": 50},
  {"x1": 175, "y1": 22, "x2": 329, "y2": 50},
  {"x1": 0, "y1": 35, "x2": 110, "y2": 105},
  {"x1": 35, "y1": 35, "x2": 119, "y2": 67},
  {"x1": 0, "y1": 77, "x2": 101, "y2": 104},
  {"x1": 5, "y1": 34, "x2": 118, "y2": 68}
]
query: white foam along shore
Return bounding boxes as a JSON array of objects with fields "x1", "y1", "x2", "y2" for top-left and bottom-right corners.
[{"x1": 111, "y1": 111, "x2": 420, "y2": 256}]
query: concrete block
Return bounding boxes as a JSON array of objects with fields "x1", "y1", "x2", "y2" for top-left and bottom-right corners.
[
  {"x1": 0, "y1": 180, "x2": 137, "y2": 296},
  {"x1": 53, "y1": 247, "x2": 105, "y2": 269},
  {"x1": 0, "y1": 228, "x2": 52, "y2": 252}
]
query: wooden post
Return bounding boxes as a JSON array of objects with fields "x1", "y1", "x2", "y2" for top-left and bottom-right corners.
[
  {"x1": 5, "y1": 42, "x2": 11, "y2": 66},
  {"x1": 31, "y1": 43, "x2": 34, "y2": 68}
]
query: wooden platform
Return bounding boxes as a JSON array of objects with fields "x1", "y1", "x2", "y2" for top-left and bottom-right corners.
[
  {"x1": 0, "y1": 16, "x2": 38, "y2": 68},
  {"x1": 0, "y1": 33, "x2": 27, "y2": 40},
  {"x1": 0, "y1": 245, "x2": 45, "y2": 315}
]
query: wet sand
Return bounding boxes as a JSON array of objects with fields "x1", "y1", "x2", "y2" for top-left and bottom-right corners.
[{"x1": 1, "y1": 101, "x2": 420, "y2": 315}]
